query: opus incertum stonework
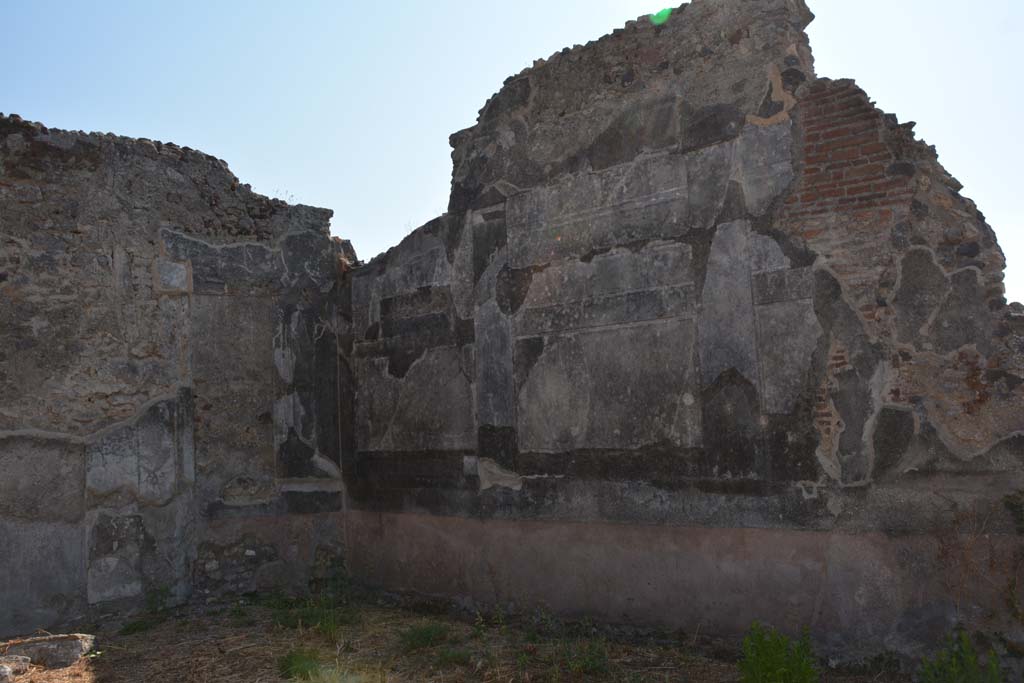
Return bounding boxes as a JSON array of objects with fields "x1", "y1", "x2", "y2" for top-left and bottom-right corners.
[{"x1": 2, "y1": 0, "x2": 1022, "y2": 659}]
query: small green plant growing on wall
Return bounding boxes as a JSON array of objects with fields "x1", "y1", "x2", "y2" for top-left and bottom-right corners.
[
  {"x1": 739, "y1": 622, "x2": 819, "y2": 683},
  {"x1": 919, "y1": 631, "x2": 1002, "y2": 683}
]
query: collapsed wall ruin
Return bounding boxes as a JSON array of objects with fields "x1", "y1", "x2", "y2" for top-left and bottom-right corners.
[
  {"x1": 2, "y1": 0, "x2": 1023, "y2": 659},
  {"x1": 0, "y1": 121, "x2": 350, "y2": 631}
]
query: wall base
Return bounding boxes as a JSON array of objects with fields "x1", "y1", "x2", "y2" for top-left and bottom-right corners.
[{"x1": 344, "y1": 509, "x2": 1016, "y2": 659}]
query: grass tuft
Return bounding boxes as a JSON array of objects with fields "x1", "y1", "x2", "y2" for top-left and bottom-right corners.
[
  {"x1": 271, "y1": 593, "x2": 360, "y2": 641},
  {"x1": 398, "y1": 622, "x2": 449, "y2": 652},
  {"x1": 307, "y1": 666, "x2": 374, "y2": 683},
  {"x1": 563, "y1": 637, "x2": 610, "y2": 675},
  {"x1": 118, "y1": 613, "x2": 168, "y2": 636},
  {"x1": 279, "y1": 648, "x2": 323, "y2": 680},
  {"x1": 436, "y1": 647, "x2": 472, "y2": 667},
  {"x1": 919, "y1": 631, "x2": 1002, "y2": 683},
  {"x1": 739, "y1": 622, "x2": 818, "y2": 683}
]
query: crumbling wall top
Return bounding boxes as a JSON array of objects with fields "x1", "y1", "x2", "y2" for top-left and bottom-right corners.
[
  {"x1": 448, "y1": 0, "x2": 815, "y2": 213},
  {"x1": 0, "y1": 112, "x2": 332, "y2": 244}
]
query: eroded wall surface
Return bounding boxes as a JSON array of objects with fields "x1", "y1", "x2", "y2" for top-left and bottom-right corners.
[
  {"x1": 342, "y1": 0, "x2": 1024, "y2": 657},
  {"x1": 0, "y1": 118, "x2": 346, "y2": 636}
]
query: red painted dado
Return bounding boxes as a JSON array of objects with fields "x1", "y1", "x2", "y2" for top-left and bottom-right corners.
[{"x1": 343, "y1": 509, "x2": 1014, "y2": 658}]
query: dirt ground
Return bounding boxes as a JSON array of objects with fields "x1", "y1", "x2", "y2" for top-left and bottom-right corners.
[{"x1": 9, "y1": 591, "x2": 911, "y2": 683}]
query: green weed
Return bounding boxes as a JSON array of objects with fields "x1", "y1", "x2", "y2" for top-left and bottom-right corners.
[
  {"x1": 919, "y1": 631, "x2": 1002, "y2": 683},
  {"x1": 278, "y1": 648, "x2": 323, "y2": 680},
  {"x1": 272, "y1": 594, "x2": 359, "y2": 641},
  {"x1": 435, "y1": 647, "x2": 472, "y2": 667},
  {"x1": 307, "y1": 667, "x2": 373, "y2": 683},
  {"x1": 118, "y1": 613, "x2": 166, "y2": 636},
  {"x1": 739, "y1": 622, "x2": 818, "y2": 683},
  {"x1": 559, "y1": 637, "x2": 609, "y2": 675}
]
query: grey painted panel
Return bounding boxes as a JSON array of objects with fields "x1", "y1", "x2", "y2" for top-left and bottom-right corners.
[
  {"x1": 507, "y1": 154, "x2": 690, "y2": 268},
  {"x1": 685, "y1": 141, "x2": 734, "y2": 229},
  {"x1": 756, "y1": 300, "x2": 822, "y2": 414},
  {"x1": 521, "y1": 242, "x2": 693, "y2": 309},
  {"x1": 476, "y1": 299, "x2": 515, "y2": 428},
  {"x1": 0, "y1": 438, "x2": 84, "y2": 525},
  {"x1": 358, "y1": 346, "x2": 476, "y2": 452},
  {"x1": 732, "y1": 122, "x2": 795, "y2": 216},
  {"x1": 515, "y1": 285, "x2": 696, "y2": 337},
  {"x1": 379, "y1": 246, "x2": 451, "y2": 300},
  {"x1": 518, "y1": 318, "x2": 699, "y2": 451},
  {"x1": 515, "y1": 241, "x2": 696, "y2": 337},
  {"x1": 753, "y1": 267, "x2": 814, "y2": 306},
  {"x1": 192, "y1": 295, "x2": 275, "y2": 384},
  {"x1": 0, "y1": 519, "x2": 85, "y2": 638},
  {"x1": 699, "y1": 221, "x2": 759, "y2": 388}
]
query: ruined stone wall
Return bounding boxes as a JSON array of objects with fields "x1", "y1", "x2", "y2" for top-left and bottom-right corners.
[
  {"x1": 0, "y1": 116, "x2": 345, "y2": 637},
  {"x1": 3, "y1": 0, "x2": 1023, "y2": 660},
  {"x1": 342, "y1": 0, "x2": 1024, "y2": 658}
]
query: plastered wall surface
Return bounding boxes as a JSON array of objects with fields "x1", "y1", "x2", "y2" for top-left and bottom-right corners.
[
  {"x1": 2, "y1": 0, "x2": 1023, "y2": 658},
  {"x1": 340, "y1": 0, "x2": 1024, "y2": 657}
]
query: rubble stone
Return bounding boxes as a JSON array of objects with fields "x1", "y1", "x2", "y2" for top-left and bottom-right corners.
[
  {"x1": 0, "y1": 655, "x2": 30, "y2": 675},
  {"x1": 3, "y1": 634, "x2": 95, "y2": 669}
]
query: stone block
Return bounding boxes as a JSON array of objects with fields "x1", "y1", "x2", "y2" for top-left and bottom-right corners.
[
  {"x1": 0, "y1": 657, "x2": 28, "y2": 675},
  {"x1": 893, "y1": 248, "x2": 949, "y2": 344},
  {"x1": 3, "y1": 634, "x2": 95, "y2": 669}
]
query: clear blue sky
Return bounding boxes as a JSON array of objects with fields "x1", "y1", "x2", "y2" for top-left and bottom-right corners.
[{"x1": 6, "y1": 0, "x2": 1022, "y2": 303}]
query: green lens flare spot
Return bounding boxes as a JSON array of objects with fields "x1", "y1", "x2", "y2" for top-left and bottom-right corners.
[{"x1": 649, "y1": 8, "x2": 672, "y2": 25}]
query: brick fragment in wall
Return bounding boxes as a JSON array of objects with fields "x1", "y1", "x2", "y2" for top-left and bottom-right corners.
[{"x1": 782, "y1": 80, "x2": 916, "y2": 321}]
